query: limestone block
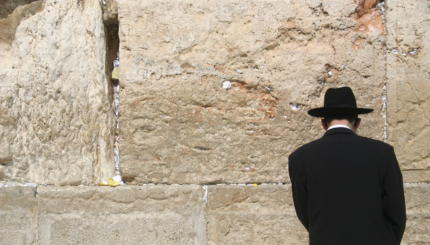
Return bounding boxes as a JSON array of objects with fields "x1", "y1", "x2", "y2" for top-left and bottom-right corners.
[
  {"x1": 36, "y1": 185, "x2": 205, "y2": 244},
  {"x1": 0, "y1": 0, "x2": 42, "y2": 180},
  {"x1": 0, "y1": 87, "x2": 16, "y2": 176},
  {"x1": 1, "y1": 0, "x2": 114, "y2": 184},
  {"x1": 402, "y1": 215, "x2": 430, "y2": 245},
  {"x1": 386, "y1": 0, "x2": 430, "y2": 182},
  {"x1": 118, "y1": 0, "x2": 386, "y2": 184},
  {"x1": 207, "y1": 185, "x2": 308, "y2": 244},
  {"x1": 0, "y1": 186, "x2": 37, "y2": 245},
  {"x1": 0, "y1": 0, "x2": 44, "y2": 45},
  {"x1": 404, "y1": 184, "x2": 430, "y2": 216},
  {"x1": 403, "y1": 184, "x2": 430, "y2": 244},
  {"x1": 401, "y1": 170, "x2": 430, "y2": 184},
  {"x1": 207, "y1": 184, "x2": 430, "y2": 245}
]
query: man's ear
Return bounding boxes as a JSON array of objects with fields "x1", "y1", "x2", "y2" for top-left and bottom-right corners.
[
  {"x1": 354, "y1": 117, "x2": 361, "y2": 130},
  {"x1": 321, "y1": 118, "x2": 328, "y2": 130}
]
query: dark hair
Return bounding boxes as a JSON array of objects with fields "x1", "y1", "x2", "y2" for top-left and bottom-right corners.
[{"x1": 323, "y1": 115, "x2": 358, "y2": 125}]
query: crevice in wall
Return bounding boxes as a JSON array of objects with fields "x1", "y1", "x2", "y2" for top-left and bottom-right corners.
[
  {"x1": 382, "y1": 84, "x2": 388, "y2": 141},
  {"x1": 381, "y1": 0, "x2": 388, "y2": 142},
  {"x1": 102, "y1": 0, "x2": 122, "y2": 184}
]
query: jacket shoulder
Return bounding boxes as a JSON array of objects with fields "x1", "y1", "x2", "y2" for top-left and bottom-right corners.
[
  {"x1": 355, "y1": 135, "x2": 394, "y2": 151},
  {"x1": 289, "y1": 138, "x2": 323, "y2": 161},
  {"x1": 289, "y1": 134, "x2": 394, "y2": 160}
]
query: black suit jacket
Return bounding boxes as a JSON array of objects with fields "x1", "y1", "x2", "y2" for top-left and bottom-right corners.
[{"x1": 288, "y1": 127, "x2": 406, "y2": 245}]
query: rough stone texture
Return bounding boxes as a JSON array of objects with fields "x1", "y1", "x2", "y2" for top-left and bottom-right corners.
[
  {"x1": 207, "y1": 185, "x2": 308, "y2": 245},
  {"x1": 206, "y1": 184, "x2": 430, "y2": 245},
  {"x1": 0, "y1": 0, "x2": 43, "y2": 181},
  {"x1": 0, "y1": 86, "x2": 16, "y2": 177},
  {"x1": 0, "y1": 0, "x2": 43, "y2": 45},
  {"x1": 386, "y1": 0, "x2": 430, "y2": 183},
  {"x1": 0, "y1": 184, "x2": 429, "y2": 244},
  {"x1": 118, "y1": 0, "x2": 386, "y2": 184},
  {"x1": 0, "y1": 186, "x2": 37, "y2": 245},
  {"x1": 403, "y1": 184, "x2": 430, "y2": 244},
  {"x1": 36, "y1": 185, "x2": 205, "y2": 245},
  {"x1": 0, "y1": 0, "x2": 115, "y2": 184},
  {"x1": 0, "y1": 0, "x2": 429, "y2": 244}
]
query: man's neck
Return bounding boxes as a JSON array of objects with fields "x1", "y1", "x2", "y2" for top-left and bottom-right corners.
[{"x1": 327, "y1": 124, "x2": 352, "y2": 131}]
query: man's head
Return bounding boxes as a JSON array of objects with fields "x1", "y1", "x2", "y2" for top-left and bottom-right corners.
[
  {"x1": 321, "y1": 116, "x2": 361, "y2": 132},
  {"x1": 307, "y1": 87, "x2": 372, "y2": 132}
]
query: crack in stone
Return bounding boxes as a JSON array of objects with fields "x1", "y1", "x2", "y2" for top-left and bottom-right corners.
[{"x1": 103, "y1": 0, "x2": 121, "y2": 183}]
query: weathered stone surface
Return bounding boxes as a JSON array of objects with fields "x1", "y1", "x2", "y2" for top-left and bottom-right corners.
[
  {"x1": 0, "y1": 0, "x2": 115, "y2": 184},
  {"x1": 402, "y1": 170, "x2": 430, "y2": 184},
  {"x1": 118, "y1": 0, "x2": 386, "y2": 184},
  {"x1": 403, "y1": 184, "x2": 430, "y2": 244},
  {"x1": 207, "y1": 185, "x2": 308, "y2": 244},
  {"x1": 404, "y1": 184, "x2": 430, "y2": 216},
  {"x1": 402, "y1": 215, "x2": 430, "y2": 245},
  {"x1": 0, "y1": 0, "x2": 43, "y2": 180},
  {"x1": 37, "y1": 185, "x2": 205, "y2": 244},
  {"x1": 207, "y1": 184, "x2": 430, "y2": 245},
  {"x1": 0, "y1": 184, "x2": 428, "y2": 244},
  {"x1": 0, "y1": 0, "x2": 43, "y2": 45},
  {"x1": 0, "y1": 186, "x2": 37, "y2": 245},
  {"x1": 386, "y1": 0, "x2": 430, "y2": 182},
  {"x1": 0, "y1": 87, "x2": 15, "y2": 177}
]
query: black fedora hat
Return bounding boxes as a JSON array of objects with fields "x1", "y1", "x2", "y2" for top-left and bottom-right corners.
[{"x1": 308, "y1": 86, "x2": 373, "y2": 117}]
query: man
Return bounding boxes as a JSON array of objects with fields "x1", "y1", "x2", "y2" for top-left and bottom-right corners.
[{"x1": 288, "y1": 87, "x2": 406, "y2": 245}]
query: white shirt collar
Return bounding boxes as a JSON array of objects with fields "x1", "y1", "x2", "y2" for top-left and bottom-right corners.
[{"x1": 327, "y1": 124, "x2": 351, "y2": 131}]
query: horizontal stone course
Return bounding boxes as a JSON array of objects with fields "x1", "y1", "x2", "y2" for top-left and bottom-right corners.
[
  {"x1": 0, "y1": 184, "x2": 429, "y2": 244},
  {"x1": 0, "y1": 186, "x2": 37, "y2": 245},
  {"x1": 37, "y1": 185, "x2": 206, "y2": 244}
]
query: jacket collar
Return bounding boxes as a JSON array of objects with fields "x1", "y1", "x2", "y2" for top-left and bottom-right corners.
[{"x1": 323, "y1": 127, "x2": 356, "y2": 137}]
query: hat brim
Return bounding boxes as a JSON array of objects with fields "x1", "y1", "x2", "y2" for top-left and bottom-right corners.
[{"x1": 307, "y1": 107, "x2": 373, "y2": 117}]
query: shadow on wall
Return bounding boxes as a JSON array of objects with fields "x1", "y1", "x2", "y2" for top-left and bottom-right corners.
[{"x1": 0, "y1": 0, "x2": 44, "y2": 44}]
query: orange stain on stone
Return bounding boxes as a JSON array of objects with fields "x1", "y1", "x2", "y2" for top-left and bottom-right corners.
[
  {"x1": 230, "y1": 82, "x2": 279, "y2": 119},
  {"x1": 353, "y1": 37, "x2": 366, "y2": 49},
  {"x1": 357, "y1": 0, "x2": 379, "y2": 17},
  {"x1": 355, "y1": 0, "x2": 384, "y2": 36}
]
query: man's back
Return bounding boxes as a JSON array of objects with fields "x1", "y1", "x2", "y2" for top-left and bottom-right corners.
[{"x1": 288, "y1": 127, "x2": 406, "y2": 245}]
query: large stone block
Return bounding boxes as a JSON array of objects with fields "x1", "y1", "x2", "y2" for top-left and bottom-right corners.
[
  {"x1": 207, "y1": 185, "x2": 308, "y2": 244},
  {"x1": 0, "y1": 0, "x2": 43, "y2": 181},
  {"x1": 0, "y1": 0, "x2": 115, "y2": 184},
  {"x1": 386, "y1": 0, "x2": 430, "y2": 182},
  {"x1": 207, "y1": 183, "x2": 430, "y2": 245},
  {"x1": 0, "y1": 186, "x2": 37, "y2": 245},
  {"x1": 404, "y1": 183, "x2": 430, "y2": 216},
  {"x1": 403, "y1": 184, "x2": 430, "y2": 244},
  {"x1": 36, "y1": 185, "x2": 206, "y2": 244},
  {"x1": 118, "y1": 0, "x2": 386, "y2": 184},
  {"x1": 402, "y1": 216, "x2": 430, "y2": 245}
]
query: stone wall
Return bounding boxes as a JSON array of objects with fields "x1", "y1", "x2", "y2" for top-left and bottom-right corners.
[
  {"x1": 0, "y1": 0, "x2": 429, "y2": 244},
  {"x1": 118, "y1": 0, "x2": 386, "y2": 184},
  {"x1": 0, "y1": 0, "x2": 115, "y2": 185},
  {"x1": 386, "y1": 0, "x2": 430, "y2": 183}
]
